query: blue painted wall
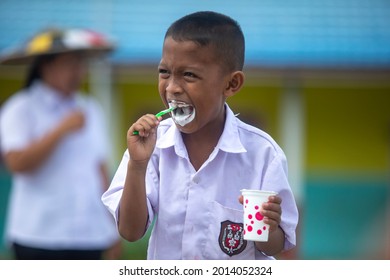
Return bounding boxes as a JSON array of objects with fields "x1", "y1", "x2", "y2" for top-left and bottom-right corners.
[{"x1": 0, "y1": 0, "x2": 389, "y2": 67}]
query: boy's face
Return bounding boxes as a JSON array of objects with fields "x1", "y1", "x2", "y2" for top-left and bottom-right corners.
[{"x1": 158, "y1": 36, "x2": 232, "y2": 135}]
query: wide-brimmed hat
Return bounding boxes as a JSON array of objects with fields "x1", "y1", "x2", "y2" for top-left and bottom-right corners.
[{"x1": 0, "y1": 28, "x2": 115, "y2": 65}]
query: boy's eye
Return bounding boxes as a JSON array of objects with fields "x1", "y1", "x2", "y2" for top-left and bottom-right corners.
[
  {"x1": 158, "y1": 68, "x2": 169, "y2": 78},
  {"x1": 184, "y1": 72, "x2": 196, "y2": 78}
]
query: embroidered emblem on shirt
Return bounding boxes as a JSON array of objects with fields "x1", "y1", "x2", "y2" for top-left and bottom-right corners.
[{"x1": 219, "y1": 220, "x2": 247, "y2": 257}]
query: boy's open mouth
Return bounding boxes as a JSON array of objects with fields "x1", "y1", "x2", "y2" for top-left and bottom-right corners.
[{"x1": 168, "y1": 100, "x2": 196, "y2": 127}]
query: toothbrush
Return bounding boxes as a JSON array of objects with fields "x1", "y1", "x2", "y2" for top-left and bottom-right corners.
[
  {"x1": 155, "y1": 107, "x2": 175, "y2": 118},
  {"x1": 133, "y1": 107, "x2": 175, "y2": 135}
]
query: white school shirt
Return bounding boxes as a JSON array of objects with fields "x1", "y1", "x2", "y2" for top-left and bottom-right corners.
[
  {"x1": 103, "y1": 104, "x2": 298, "y2": 259},
  {"x1": 0, "y1": 81, "x2": 118, "y2": 249}
]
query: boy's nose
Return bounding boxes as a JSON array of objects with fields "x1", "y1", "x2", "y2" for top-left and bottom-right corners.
[{"x1": 165, "y1": 77, "x2": 183, "y2": 95}]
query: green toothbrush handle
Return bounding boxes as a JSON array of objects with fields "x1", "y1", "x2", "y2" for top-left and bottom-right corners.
[{"x1": 132, "y1": 107, "x2": 174, "y2": 135}]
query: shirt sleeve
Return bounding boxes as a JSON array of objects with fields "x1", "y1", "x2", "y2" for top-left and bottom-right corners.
[
  {"x1": 261, "y1": 152, "x2": 299, "y2": 251},
  {"x1": 101, "y1": 150, "x2": 159, "y2": 233},
  {"x1": 0, "y1": 94, "x2": 32, "y2": 153},
  {"x1": 101, "y1": 150, "x2": 129, "y2": 224}
]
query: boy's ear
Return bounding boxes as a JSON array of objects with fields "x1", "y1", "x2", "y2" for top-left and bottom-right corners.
[{"x1": 224, "y1": 71, "x2": 245, "y2": 98}]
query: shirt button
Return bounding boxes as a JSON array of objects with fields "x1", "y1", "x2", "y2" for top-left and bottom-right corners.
[{"x1": 192, "y1": 176, "x2": 199, "y2": 184}]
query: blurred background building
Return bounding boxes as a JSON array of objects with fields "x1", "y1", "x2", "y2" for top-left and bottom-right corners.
[{"x1": 1, "y1": 0, "x2": 389, "y2": 259}]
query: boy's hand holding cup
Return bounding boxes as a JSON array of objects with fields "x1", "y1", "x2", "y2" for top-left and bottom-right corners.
[{"x1": 240, "y1": 189, "x2": 281, "y2": 242}]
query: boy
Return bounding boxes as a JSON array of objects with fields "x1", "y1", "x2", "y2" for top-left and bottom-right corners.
[{"x1": 102, "y1": 11, "x2": 298, "y2": 260}]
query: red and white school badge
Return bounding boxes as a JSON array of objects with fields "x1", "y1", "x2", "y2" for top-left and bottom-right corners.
[{"x1": 219, "y1": 220, "x2": 247, "y2": 256}]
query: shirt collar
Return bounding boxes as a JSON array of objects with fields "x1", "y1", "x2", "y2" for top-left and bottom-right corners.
[
  {"x1": 217, "y1": 104, "x2": 247, "y2": 153},
  {"x1": 156, "y1": 120, "x2": 187, "y2": 157},
  {"x1": 156, "y1": 103, "x2": 247, "y2": 155}
]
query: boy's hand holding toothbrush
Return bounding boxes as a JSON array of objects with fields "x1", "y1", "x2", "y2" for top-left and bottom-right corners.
[{"x1": 127, "y1": 107, "x2": 175, "y2": 164}]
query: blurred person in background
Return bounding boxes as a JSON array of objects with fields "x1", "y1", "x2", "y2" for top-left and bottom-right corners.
[{"x1": 0, "y1": 28, "x2": 121, "y2": 260}]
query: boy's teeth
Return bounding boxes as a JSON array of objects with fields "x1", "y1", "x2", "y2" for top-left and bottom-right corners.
[{"x1": 168, "y1": 101, "x2": 195, "y2": 127}]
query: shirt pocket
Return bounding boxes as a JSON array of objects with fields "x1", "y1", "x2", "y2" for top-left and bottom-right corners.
[{"x1": 202, "y1": 201, "x2": 255, "y2": 259}]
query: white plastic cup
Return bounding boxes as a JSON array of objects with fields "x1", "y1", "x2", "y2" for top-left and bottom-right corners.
[{"x1": 240, "y1": 189, "x2": 278, "y2": 242}]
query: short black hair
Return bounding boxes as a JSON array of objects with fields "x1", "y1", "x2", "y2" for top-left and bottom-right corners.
[{"x1": 165, "y1": 11, "x2": 245, "y2": 72}]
